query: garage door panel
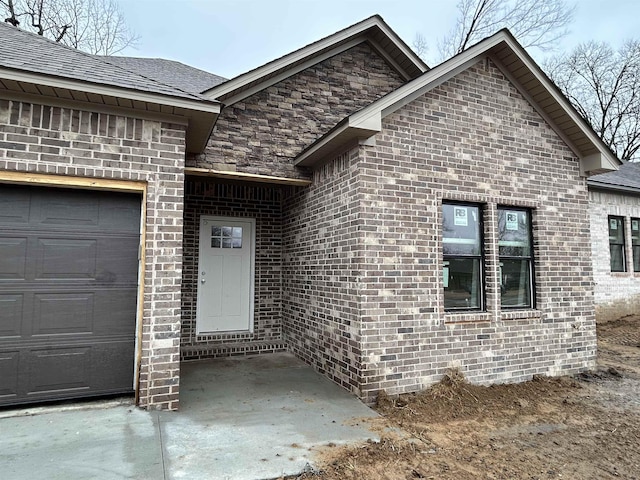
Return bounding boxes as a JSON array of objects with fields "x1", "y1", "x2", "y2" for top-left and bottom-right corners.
[
  {"x1": 0, "y1": 237, "x2": 27, "y2": 279},
  {"x1": 98, "y1": 202, "x2": 142, "y2": 233},
  {"x1": 0, "y1": 188, "x2": 30, "y2": 225},
  {"x1": 0, "y1": 351, "x2": 19, "y2": 398},
  {"x1": 92, "y1": 289, "x2": 138, "y2": 335},
  {"x1": 34, "y1": 196, "x2": 100, "y2": 228},
  {"x1": 22, "y1": 341, "x2": 134, "y2": 401},
  {"x1": 36, "y1": 238, "x2": 97, "y2": 280},
  {"x1": 0, "y1": 184, "x2": 141, "y2": 407},
  {"x1": 95, "y1": 236, "x2": 140, "y2": 285},
  {"x1": 27, "y1": 347, "x2": 91, "y2": 394},
  {"x1": 32, "y1": 292, "x2": 94, "y2": 335},
  {"x1": 0, "y1": 294, "x2": 23, "y2": 337}
]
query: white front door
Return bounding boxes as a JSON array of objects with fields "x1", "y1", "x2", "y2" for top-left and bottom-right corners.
[{"x1": 196, "y1": 216, "x2": 254, "y2": 334}]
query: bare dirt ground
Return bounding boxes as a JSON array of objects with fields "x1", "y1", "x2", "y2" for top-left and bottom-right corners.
[{"x1": 286, "y1": 315, "x2": 640, "y2": 480}]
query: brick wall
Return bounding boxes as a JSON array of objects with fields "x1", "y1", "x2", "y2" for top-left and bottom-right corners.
[
  {"x1": 282, "y1": 59, "x2": 597, "y2": 403},
  {"x1": 589, "y1": 188, "x2": 640, "y2": 321},
  {"x1": 356, "y1": 59, "x2": 596, "y2": 402},
  {"x1": 181, "y1": 178, "x2": 286, "y2": 358},
  {"x1": 0, "y1": 98, "x2": 185, "y2": 410},
  {"x1": 282, "y1": 150, "x2": 364, "y2": 393},
  {"x1": 192, "y1": 42, "x2": 405, "y2": 180}
]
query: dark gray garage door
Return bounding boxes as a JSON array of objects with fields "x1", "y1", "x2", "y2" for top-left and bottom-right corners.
[{"x1": 0, "y1": 184, "x2": 141, "y2": 407}]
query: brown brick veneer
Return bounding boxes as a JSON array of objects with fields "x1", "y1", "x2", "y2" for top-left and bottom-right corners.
[
  {"x1": 181, "y1": 179, "x2": 287, "y2": 358},
  {"x1": 283, "y1": 59, "x2": 597, "y2": 403},
  {"x1": 192, "y1": 43, "x2": 405, "y2": 179},
  {"x1": 0, "y1": 98, "x2": 185, "y2": 410}
]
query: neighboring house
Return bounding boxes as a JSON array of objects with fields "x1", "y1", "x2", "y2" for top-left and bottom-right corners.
[
  {"x1": 0, "y1": 16, "x2": 619, "y2": 410},
  {"x1": 588, "y1": 162, "x2": 640, "y2": 321}
]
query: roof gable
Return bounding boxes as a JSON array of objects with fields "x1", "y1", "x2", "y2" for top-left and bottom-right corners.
[
  {"x1": 295, "y1": 29, "x2": 620, "y2": 176},
  {"x1": 203, "y1": 15, "x2": 428, "y2": 106}
]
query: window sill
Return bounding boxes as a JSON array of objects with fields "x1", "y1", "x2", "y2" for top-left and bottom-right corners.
[
  {"x1": 444, "y1": 311, "x2": 492, "y2": 324},
  {"x1": 501, "y1": 309, "x2": 542, "y2": 320}
]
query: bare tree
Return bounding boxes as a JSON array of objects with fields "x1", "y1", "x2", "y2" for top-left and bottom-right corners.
[
  {"x1": 1, "y1": 0, "x2": 138, "y2": 54},
  {"x1": 545, "y1": 41, "x2": 640, "y2": 162},
  {"x1": 434, "y1": 0, "x2": 574, "y2": 61}
]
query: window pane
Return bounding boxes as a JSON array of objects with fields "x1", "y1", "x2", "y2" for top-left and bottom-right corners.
[
  {"x1": 609, "y1": 216, "x2": 625, "y2": 271},
  {"x1": 442, "y1": 204, "x2": 481, "y2": 256},
  {"x1": 222, "y1": 226, "x2": 232, "y2": 237},
  {"x1": 634, "y1": 246, "x2": 640, "y2": 272},
  {"x1": 610, "y1": 244, "x2": 625, "y2": 272},
  {"x1": 608, "y1": 217, "x2": 624, "y2": 244},
  {"x1": 444, "y1": 258, "x2": 482, "y2": 310},
  {"x1": 500, "y1": 259, "x2": 531, "y2": 308},
  {"x1": 632, "y1": 219, "x2": 640, "y2": 245},
  {"x1": 498, "y1": 209, "x2": 530, "y2": 257}
]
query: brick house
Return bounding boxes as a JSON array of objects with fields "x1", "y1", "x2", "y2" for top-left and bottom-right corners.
[
  {"x1": 588, "y1": 162, "x2": 640, "y2": 321},
  {"x1": 0, "y1": 16, "x2": 619, "y2": 410}
]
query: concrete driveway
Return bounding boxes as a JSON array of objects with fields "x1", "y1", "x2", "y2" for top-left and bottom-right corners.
[{"x1": 0, "y1": 353, "x2": 379, "y2": 480}]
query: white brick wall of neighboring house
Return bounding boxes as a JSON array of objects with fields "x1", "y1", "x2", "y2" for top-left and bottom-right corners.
[{"x1": 589, "y1": 188, "x2": 640, "y2": 321}]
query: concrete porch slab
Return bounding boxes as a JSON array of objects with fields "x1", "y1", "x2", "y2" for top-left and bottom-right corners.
[{"x1": 0, "y1": 353, "x2": 379, "y2": 480}]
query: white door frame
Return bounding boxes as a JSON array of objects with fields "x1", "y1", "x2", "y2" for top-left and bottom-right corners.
[{"x1": 196, "y1": 215, "x2": 255, "y2": 334}]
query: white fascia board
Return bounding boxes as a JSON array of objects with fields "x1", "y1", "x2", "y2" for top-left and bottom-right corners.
[
  {"x1": 581, "y1": 153, "x2": 619, "y2": 176},
  {"x1": 204, "y1": 17, "x2": 383, "y2": 100},
  {"x1": 348, "y1": 38, "x2": 502, "y2": 130},
  {"x1": 218, "y1": 37, "x2": 365, "y2": 106},
  {"x1": 496, "y1": 36, "x2": 619, "y2": 168},
  {"x1": 204, "y1": 16, "x2": 427, "y2": 103},
  {"x1": 367, "y1": 37, "x2": 412, "y2": 81},
  {"x1": 373, "y1": 20, "x2": 428, "y2": 74},
  {"x1": 295, "y1": 118, "x2": 381, "y2": 167},
  {"x1": 0, "y1": 67, "x2": 220, "y2": 115}
]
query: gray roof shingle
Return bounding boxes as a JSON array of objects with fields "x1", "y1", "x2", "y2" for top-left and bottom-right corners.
[
  {"x1": 0, "y1": 21, "x2": 215, "y2": 101},
  {"x1": 97, "y1": 56, "x2": 226, "y2": 95},
  {"x1": 589, "y1": 161, "x2": 640, "y2": 191}
]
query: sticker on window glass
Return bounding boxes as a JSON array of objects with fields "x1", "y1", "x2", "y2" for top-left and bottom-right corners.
[
  {"x1": 506, "y1": 211, "x2": 519, "y2": 231},
  {"x1": 454, "y1": 207, "x2": 468, "y2": 226},
  {"x1": 610, "y1": 219, "x2": 618, "y2": 230},
  {"x1": 633, "y1": 220, "x2": 639, "y2": 231},
  {"x1": 443, "y1": 261, "x2": 449, "y2": 288}
]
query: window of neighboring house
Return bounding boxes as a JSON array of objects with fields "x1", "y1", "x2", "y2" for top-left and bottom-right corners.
[
  {"x1": 498, "y1": 208, "x2": 534, "y2": 308},
  {"x1": 442, "y1": 202, "x2": 483, "y2": 311},
  {"x1": 609, "y1": 216, "x2": 626, "y2": 272},
  {"x1": 632, "y1": 218, "x2": 640, "y2": 272}
]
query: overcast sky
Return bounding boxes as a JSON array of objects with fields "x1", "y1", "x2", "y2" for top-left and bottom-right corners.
[{"x1": 117, "y1": 0, "x2": 640, "y2": 79}]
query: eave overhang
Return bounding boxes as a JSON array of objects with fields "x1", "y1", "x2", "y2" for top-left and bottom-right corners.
[
  {"x1": 587, "y1": 180, "x2": 640, "y2": 196},
  {"x1": 296, "y1": 30, "x2": 620, "y2": 176},
  {"x1": 0, "y1": 67, "x2": 220, "y2": 154},
  {"x1": 203, "y1": 15, "x2": 428, "y2": 106}
]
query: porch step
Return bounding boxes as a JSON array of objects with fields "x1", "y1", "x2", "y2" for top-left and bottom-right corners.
[{"x1": 180, "y1": 341, "x2": 288, "y2": 361}]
